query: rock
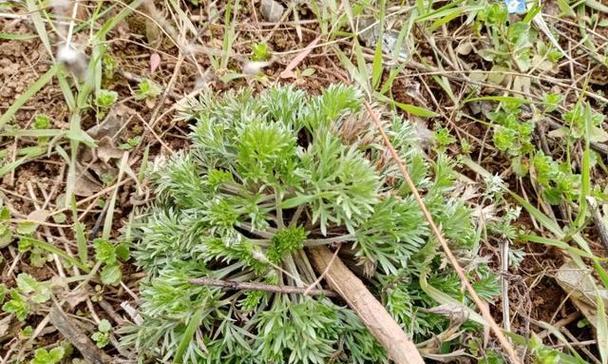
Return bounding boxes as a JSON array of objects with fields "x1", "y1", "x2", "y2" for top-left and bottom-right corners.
[{"x1": 260, "y1": 0, "x2": 284, "y2": 22}]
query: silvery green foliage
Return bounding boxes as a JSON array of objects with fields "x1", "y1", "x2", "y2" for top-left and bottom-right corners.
[{"x1": 123, "y1": 85, "x2": 499, "y2": 363}]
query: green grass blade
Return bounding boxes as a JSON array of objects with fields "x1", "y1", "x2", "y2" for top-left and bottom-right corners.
[
  {"x1": 25, "y1": 0, "x2": 52, "y2": 56},
  {"x1": 71, "y1": 197, "x2": 89, "y2": 265},
  {"x1": 17, "y1": 235, "x2": 90, "y2": 271},
  {"x1": 509, "y1": 192, "x2": 564, "y2": 238},
  {"x1": 596, "y1": 290, "x2": 608, "y2": 364},
  {"x1": 173, "y1": 307, "x2": 204, "y2": 363},
  {"x1": 520, "y1": 234, "x2": 596, "y2": 259},
  {"x1": 371, "y1": 40, "x2": 384, "y2": 90},
  {"x1": 376, "y1": 93, "x2": 438, "y2": 117},
  {"x1": 1, "y1": 129, "x2": 64, "y2": 138},
  {"x1": 464, "y1": 95, "x2": 530, "y2": 104},
  {"x1": 575, "y1": 103, "x2": 592, "y2": 228},
  {"x1": 96, "y1": 0, "x2": 145, "y2": 41},
  {"x1": 102, "y1": 153, "x2": 128, "y2": 240},
  {"x1": 0, "y1": 32, "x2": 37, "y2": 40}
]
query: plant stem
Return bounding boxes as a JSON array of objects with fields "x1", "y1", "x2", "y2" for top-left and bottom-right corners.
[
  {"x1": 289, "y1": 204, "x2": 305, "y2": 227},
  {"x1": 284, "y1": 254, "x2": 303, "y2": 286},
  {"x1": 293, "y1": 250, "x2": 317, "y2": 284},
  {"x1": 303, "y1": 234, "x2": 355, "y2": 246},
  {"x1": 236, "y1": 222, "x2": 276, "y2": 239},
  {"x1": 189, "y1": 277, "x2": 338, "y2": 297},
  {"x1": 274, "y1": 188, "x2": 285, "y2": 228}
]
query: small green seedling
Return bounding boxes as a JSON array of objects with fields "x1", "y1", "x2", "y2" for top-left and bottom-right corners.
[
  {"x1": 251, "y1": 42, "x2": 271, "y2": 61},
  {"x1": 2, "y1": 290, "x2": 28, "y2": 321},
  {"x1": 94, "y1": 239, "x2": 129, "y2": 286},
  {"x1": 542, "y1": 93, "x2": 562, "y2": 112},
  {"x1": 91, "y1": 319, "x2": 112, "y2": 348},
  {"x1": 119, "y1": 136, "x2": 142, "y2": 150},
  {"x1": 134, "y1": 78, "x2": 162, "y2": 101},
  {"x1": 33, "y1": 114, "x2": 51, "y2": 129},
  {"x1": 490, "y1": 101, "x2": 534, "y2": 176},
  {"x1": 1, "y1": 273, "x2": 50, "y2": 321},
  {"x1": 19, "y1": 237, "x2": 53, "y2": 268},
  {"x1": 102, "y1": 53, "x2": 117, "y2": 81},
  {"x1": 19, "y1": 325, "x2": 34, "y2": 339},
  {"x1": 434, "y1": 127, "x2": 456, "y2": 152},
  {"x1": 96, "y1": 89, "x2": 118, "y2": 110},
  {"x1": 30, "y1": 346, "x2": 64, "y2": 364},
  {"x1": 123, "y1": 85, "x2": 500, "y2": 363}
]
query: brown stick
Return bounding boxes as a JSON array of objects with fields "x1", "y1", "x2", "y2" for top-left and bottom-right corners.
[
  {"x1": 49, "y1": 305, "x2": 113, "y2": 364},
  {"x1": 189, "y1": 277, "x2": 339, "y2": 298},
  {"x1": 308, "y1": 246, "x2": 424, "y2": 364}
]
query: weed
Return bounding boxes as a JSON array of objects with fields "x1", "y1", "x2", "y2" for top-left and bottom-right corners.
[
  {"x1": 95, "y1": 89, "x2": 118, "y2": 110},
  {"x1": 123, "y1": 85, "x2": 499, "y2": 363},
  {"x1": 94, "y1": 239, "x2": 129, "y2": 286},
  {"x1": 32, "y1": 114, "x2": 51, "y2": 129},
  {"x1": 134, "y1": 78, "x2": 162, "y2": 101},
  {"x1": 91, "y1": 319, "x2": 112, "y2": 348},
  {"x1": 30, "y1": 346, "x2": 64, "y2": 364},
  {"x1": 1, "y1": 273, "x2": 51, "y2": 321},
  {"x1": 434, "y1": 126, "x2": 457, "y2": 152},
  {"x1": 119, "y1": 136, "x2": 142, "y2": 150},
  {"x1": 251, "y1": 42, "x2": 271, "y2": 61}
]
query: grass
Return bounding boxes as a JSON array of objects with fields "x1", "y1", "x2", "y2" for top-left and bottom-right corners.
[{"x1": 0, "y1": 0, "x2": 607, "y2": 363}]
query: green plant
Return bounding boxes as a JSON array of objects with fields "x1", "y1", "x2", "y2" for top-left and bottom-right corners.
[
  {"x1": 119, "y1": 136, "x2": 142, "y2": 150},
  {"x1": 102, "y1": 53, "x2": 117, "y2": 81},
  {"x1": 434, "y1": 126, "x2": 456, "y2": 152},
  {"x1": 30, "y1": 346, "x2": 64, "y2": 364},
  {"x1": 2, "y1": 290, "x2": 28, "y2": 321},
  {"x1": 532, "y1": 152, "x2": 581, "y2": 205},
  {"x1": 94, "y1": 239, "x2": 129, "y2": 285},
  {"x1": 488, "y1": 98, "x2": 605, "y2": 205},
  {"x1": 542, "y1": 93, "x2": 562, "y2": 112},
  {"x1": 19, "y1": 237, "x2": 53, "y2": 267},
  {"x1": 123, "y1": 85, "x2": 499, "y2": 363},
  {"x1": 490, "y1": 101, "x2": 535, "y2": 176},
  {"x1": 0, "y1": 283, "x2": 5, "y2": 304},
  {"x1": 91, "y1": 319, "x2": 112, "y2": 348},
  {"x1": 475, "y1": 2, "x2": 562, "y2": 73},
  {"x1": 15, "y1": 273, "x2": 51, "y2": 303},
  {"x1": 0, "y1": 206, "x2": 12, "y2": 248},
  {"x1": 95, "y1": 89, "x2": 118, "y2": 110},
  {"x1": 133, "y1": 78, "x2": 161, "y2": 100},
  {"x1": 563, "y1": 101, "x2": 606, "y2": 141},
  {"x1": 20, "y1": 325, "x2": 34, "y2": 339},
  {"x1": 2, "y1": 273, "x2": 51, "y2": 321},
  {"x1": 251, "y1": 42, "x2": 271, "y2": 61},
  {"x1": 33, "y1": 114, "x2": 51, "y2": 129}
]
